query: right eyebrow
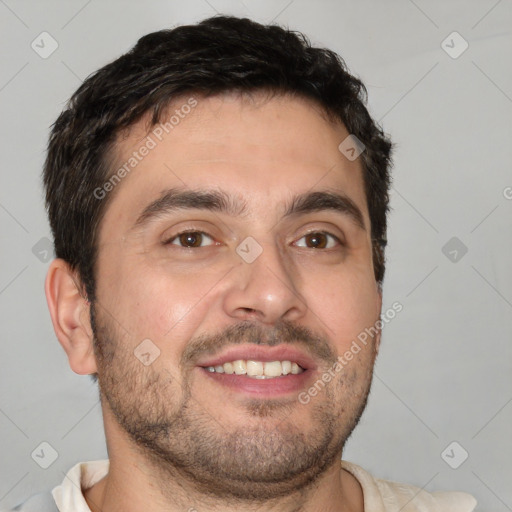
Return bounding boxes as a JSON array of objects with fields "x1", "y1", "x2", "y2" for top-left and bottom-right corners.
[{"x1": 131, "y1": 188, "x2": 248, "y2": 231}]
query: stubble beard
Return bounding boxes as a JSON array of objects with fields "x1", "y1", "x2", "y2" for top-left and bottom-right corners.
[{"x1": 90, "y1": 303, "x2": 376, "y2": 503}]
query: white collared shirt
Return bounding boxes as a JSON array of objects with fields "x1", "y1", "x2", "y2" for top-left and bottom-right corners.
[{"x1": 9, "y1": 459, "x2": 477, "y2": 511}]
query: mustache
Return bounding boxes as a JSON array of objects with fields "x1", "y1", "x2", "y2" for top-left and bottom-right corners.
[{"x1": 180, "y1": 319, "x2": 337, "y2": 368}]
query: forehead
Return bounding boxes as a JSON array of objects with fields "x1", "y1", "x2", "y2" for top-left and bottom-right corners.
[{"x1": 99, "y1": 92, "x2": 368, "y2": 240}]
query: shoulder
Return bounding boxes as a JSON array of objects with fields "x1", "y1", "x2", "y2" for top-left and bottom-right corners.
[
  {"x1": 3, "y1": 459, "x2": 109, "y2": 512},
  {"x1": 375, "y1": 477, "x2": 477, "y2": 511},
  {"x1": 341, "y1": 460, "x2": 477, "y2": 512}
]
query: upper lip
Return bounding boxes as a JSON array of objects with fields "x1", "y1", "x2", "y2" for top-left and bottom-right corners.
[{"x1": 196, "y1": 345, "x2": 318, "y2": 371}]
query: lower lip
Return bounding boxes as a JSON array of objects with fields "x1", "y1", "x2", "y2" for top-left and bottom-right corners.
[{"x1": 199, "y1": 367, "x2": 314, "y2": 398}]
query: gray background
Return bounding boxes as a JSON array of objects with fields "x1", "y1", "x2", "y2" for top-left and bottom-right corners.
[{"x1": 1, "y1": 0, "x2": 511, "y2": 510}]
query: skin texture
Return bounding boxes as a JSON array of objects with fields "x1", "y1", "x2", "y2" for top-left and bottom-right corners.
[{"x1": 45, "y1": 91, "x2": 382, "y2": 512}]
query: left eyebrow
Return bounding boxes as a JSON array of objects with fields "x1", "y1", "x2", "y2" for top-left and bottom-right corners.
[
  {"x1": 283, "y1": 190, "x2": 366, "y2": 231},
  {"x1": 130, "y1": 188, "x2": 366, "y2": 232}
]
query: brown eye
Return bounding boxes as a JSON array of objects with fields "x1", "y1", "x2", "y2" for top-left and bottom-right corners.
[
  {"x1": 295, "y1": 232, "x2": 340, "y2": 249},
  {"x1": 165, "y1": 231, "x2": 215, "y2": 248}
]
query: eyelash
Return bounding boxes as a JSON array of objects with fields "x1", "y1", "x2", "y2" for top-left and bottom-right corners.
[{"x1": 163, "y1": 230, "x2": 343, "y2": 250}]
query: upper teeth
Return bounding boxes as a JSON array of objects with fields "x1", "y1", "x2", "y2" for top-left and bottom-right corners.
[{"x1": 204, "y1": 360, "x2": 304, "y2": 378}]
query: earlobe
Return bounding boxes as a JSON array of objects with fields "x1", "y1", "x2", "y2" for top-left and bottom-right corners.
[{"x1": 44, "y1": 259, "x2": 97, "y2": 375}]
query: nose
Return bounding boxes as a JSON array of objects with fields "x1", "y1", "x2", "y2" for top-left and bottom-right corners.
[{"x1": 222, "y1": 238, "x2": 308, "y2": 326}]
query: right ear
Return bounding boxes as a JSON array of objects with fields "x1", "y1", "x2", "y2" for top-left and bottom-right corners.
[{"x1": 44, "y1": 259, "x2": 97, "y2": 375}]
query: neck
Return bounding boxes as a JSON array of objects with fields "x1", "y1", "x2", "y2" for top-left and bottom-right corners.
[
  {"x1": 84, "y1": 404, "x2": 364, "y2": 512},
  {"x1": 83, "y1": 451, "x2": 363, "y2": 512}
]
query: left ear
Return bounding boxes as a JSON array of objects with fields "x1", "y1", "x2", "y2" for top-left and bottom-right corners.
[{"x1": 375, "y1": 286, "x2": 383, "y2": 354}]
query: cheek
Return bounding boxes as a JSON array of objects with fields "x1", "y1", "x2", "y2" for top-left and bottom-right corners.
[
  {"x1": 104, "y1": 260, "x2": 220, "y2": 353},
  {"x1": 306, "y1": 265, "x2": 379, "y2": 349}
]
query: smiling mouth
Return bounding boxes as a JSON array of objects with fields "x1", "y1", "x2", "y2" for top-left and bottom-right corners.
[
  {"x1": 196, "y1": 344, "x2": 317, "y2": 396},
  {"x1": 201, "y1": 359, "x2": 306, "y2": 379}
]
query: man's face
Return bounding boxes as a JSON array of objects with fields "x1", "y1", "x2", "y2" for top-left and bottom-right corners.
[{"x1": 90, "y1": 92, "x2": 382, "y2": 500}]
